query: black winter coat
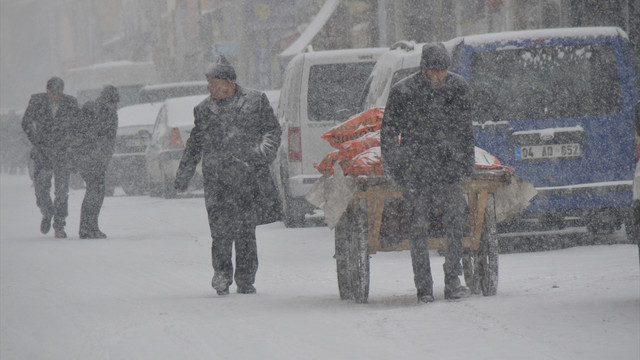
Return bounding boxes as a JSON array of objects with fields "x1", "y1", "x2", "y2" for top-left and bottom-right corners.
[
  {"x1": 71, "y1": 98, "x2": 118, "y2": 173},
  {"x1": 175, "y1": 86, "x2": 282, "y2": 225},
  {"x1": 380, "y1": 72, "x2": 474, "y2": 189},
  {"x1": 22, "y1": 93, "x2": 81, "y2": 167}
]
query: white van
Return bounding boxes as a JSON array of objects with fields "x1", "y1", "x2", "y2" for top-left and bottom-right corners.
[{"x1": 276, "y1": 47, "x2": 387, "y2": 226}]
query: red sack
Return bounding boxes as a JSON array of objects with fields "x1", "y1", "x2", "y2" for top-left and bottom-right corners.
[
  {"x1": 314, "y1": 150, "x2": 348, "y2": 177},
  {"x1": 338, "y1": 130, "x2": 381, "y2": 160},
  {"x1": 321, "y1": 107, "x2": 384, "y2": 148},
  {"x1": 343, "y1": 146, "x2": 384, "y2": 177}
]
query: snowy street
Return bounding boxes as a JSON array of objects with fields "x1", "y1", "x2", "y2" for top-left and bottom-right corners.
[{"x1": 1, "y1": 173, "x2": 639, "y2": 360}]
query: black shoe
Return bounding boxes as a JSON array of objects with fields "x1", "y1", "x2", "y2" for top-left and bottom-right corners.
[
  {"x1": 79, "y1": 229, "x2": 107, "y2": 239},
  {"x1": 40, "y1": 215, "x2": 52, "y2": 234},
  {"x1": 54, "y1": 229, "x2": 67, "y2": 239},
  {"x1": 237, "y1": 285, "x2": 256, "y2": 294}
]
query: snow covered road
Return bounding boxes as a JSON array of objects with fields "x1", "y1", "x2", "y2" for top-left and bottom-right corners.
[{"x1": 1, "y1": 174, "x2": 638, "y2": 360}]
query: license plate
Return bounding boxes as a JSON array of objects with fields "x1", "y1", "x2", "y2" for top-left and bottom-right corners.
[
  {"x1": 126, "y1": 138, "x2": 146, "y2": 148},
  {"x1": 515, "y1": 144, "x2": 581, "y2": 160}
]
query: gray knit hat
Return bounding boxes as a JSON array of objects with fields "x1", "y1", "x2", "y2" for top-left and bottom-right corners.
[
  {"x1": 205, "y1": 55, "x2": 237, "y2": 81},
  {"x1": 420, "y1": 43, "x2": 450, "y2": 71}
]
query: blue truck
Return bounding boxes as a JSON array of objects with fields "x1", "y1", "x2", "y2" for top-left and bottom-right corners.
[{"x1": 448, "y1": 27, "x2": 638, "y2": 236}]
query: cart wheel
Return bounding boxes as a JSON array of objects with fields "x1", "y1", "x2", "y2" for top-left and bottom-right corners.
[
  {"x1": 335, "y1": 210, "x2": 353, "y2": 300},
  {"x1": 462, "y1": 251, "x2": 480, "y2": 295},
  {"x1": 477, "y1": 194, "x2": 499, "y2": 296},
  {"x1": 348, "y1": 198, "x2": 370, "y2": 303}
]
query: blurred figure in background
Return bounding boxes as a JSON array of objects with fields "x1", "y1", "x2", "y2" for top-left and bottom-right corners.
[
  {"x1": 72, "y1": 85, "x2": 119, "y2": 239},
  {"x1": 22, "y1": 76, "x2": 81, "y2": 238}
]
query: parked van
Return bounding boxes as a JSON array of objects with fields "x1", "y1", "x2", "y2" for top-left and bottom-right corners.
[{"x1": 276, "y1": 47, "x2": 387, "y2": 226}]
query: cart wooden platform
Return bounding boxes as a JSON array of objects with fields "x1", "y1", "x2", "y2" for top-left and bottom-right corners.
[{"x1": 334, "y1": 170, "x2": 511, "y2": 303}]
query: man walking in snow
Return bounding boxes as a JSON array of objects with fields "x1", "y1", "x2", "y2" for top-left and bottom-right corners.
[
  {"x1": 380, "y1": 43, "x2": 475, "y2": 303},
  {"x1": 174, "y1": 56, "x2": 282, "y2": 296},
  {"x1": 72, "y1": 85, "x2": 119, "y2": 239},
  {"x1": 22, "y1": 77, "x2": 81, "y2": 238}
]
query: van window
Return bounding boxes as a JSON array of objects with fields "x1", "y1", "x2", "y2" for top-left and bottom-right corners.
[
  {"x1": 469, "y1": 44, "x2": 621, "y2": 121},
  {"x1": 308, "y1": 62, "x2": 376, "y2": 121}
]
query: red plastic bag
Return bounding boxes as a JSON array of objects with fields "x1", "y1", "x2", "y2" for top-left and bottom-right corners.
[
  {"x1": 343, "y1": 146, "x2": 384, "y2": 177},
  {"x1": 338, "y1": 130, "x2": 381, "y2": 159},
  {"x1": 321, "y1": 107, "x2": 384, "y2": 148},
  {"x1": 314, "y1": 150, "x2": 348, "y2": 177}
]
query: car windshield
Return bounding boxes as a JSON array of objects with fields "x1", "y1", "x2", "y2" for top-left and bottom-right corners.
[
  {"x1": 308, "y1": 62, "x2": 376, "y2": 121},
  {"x1": 469, "y1": 43, "x2": 621, "y2": 122}
]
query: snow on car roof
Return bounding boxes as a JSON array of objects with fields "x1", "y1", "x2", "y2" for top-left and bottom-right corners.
[
  {"x1": 117, "y1": 102, "x2": 164, "y2": 128},
  {"x1": 458, "y1": 26, "x2": 625, "y2": 46}
]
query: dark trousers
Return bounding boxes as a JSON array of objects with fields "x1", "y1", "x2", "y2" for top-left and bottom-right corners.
[
  {"x1": 204, "y1": 174, "x2": 259, "y2": 289},
  {"x1": 77, "y1": 164, "x2": 107, "y2": 232},
  {"x1": 33, "y1": 159, "x2": 70, "y2": 230},
  {"x1": 208, "y1": 217, "x2": 258, "y2": 288},
  {"x1": 403, "y1": 182, "x2": 466, "y2": 297}
]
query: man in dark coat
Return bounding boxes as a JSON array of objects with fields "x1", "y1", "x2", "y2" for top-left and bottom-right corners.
[
  {"x1": 380, "y1": 43, "x2": 475, "y2": 303},
  {"x1": 22, "y1": 77, "x2": 81, "y2": 238},
  {"x1": 72, "y1": 85, "x2": 119, "y2": 239},
  {"x1": 175, "y1": 56, "x2": 282, "y2": 296}
]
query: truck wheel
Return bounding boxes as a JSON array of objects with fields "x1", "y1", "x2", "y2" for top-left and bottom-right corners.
[
  {"x1": 624, "y1": 204, "x2": 639, "y2": 244},
  {"x1": 279, "y1": 164, "x2": 305, "y2": 227},
  {"x1": 121, "y1": 179, "x2": 145, "y2": 196},
  {"x1": 161, "y1": 171, "x2": 176, "y2": 199}
]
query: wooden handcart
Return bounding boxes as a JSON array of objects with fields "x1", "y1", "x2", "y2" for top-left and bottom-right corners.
[{"x1": 334, "y1": 170, "x2": 511, "y2": 303}]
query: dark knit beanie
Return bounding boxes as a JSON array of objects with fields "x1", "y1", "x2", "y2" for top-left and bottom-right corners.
[
  {"x1": 205, "y1": 55, "x2": 237, "y2": 81},
  {"x1": 99, "y1": 85, "x2": 119, "y2": 103},
  {"x1": 47, "y1": 76, "x2": 64, "y2": 94},
  {"x1": 420, "y1": 43, "x2": 450, "y2": 71}
]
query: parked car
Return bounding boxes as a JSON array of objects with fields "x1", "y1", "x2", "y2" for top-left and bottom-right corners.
[
  {"x1": 275, "y1": 47, "x2": 387, "y2": 226},
  {"x1": 451, "y1": 27, "x2": 639, "y2": 236},
  {"x1": 145, "y1": 95, "x2": 207, "y2": 198},
  {"x1": 138, "y1": 81, "x2": 208, "y2": 104},
  {"x1": 105, "y1": 102, "x2": 164, "y2": 196}
]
